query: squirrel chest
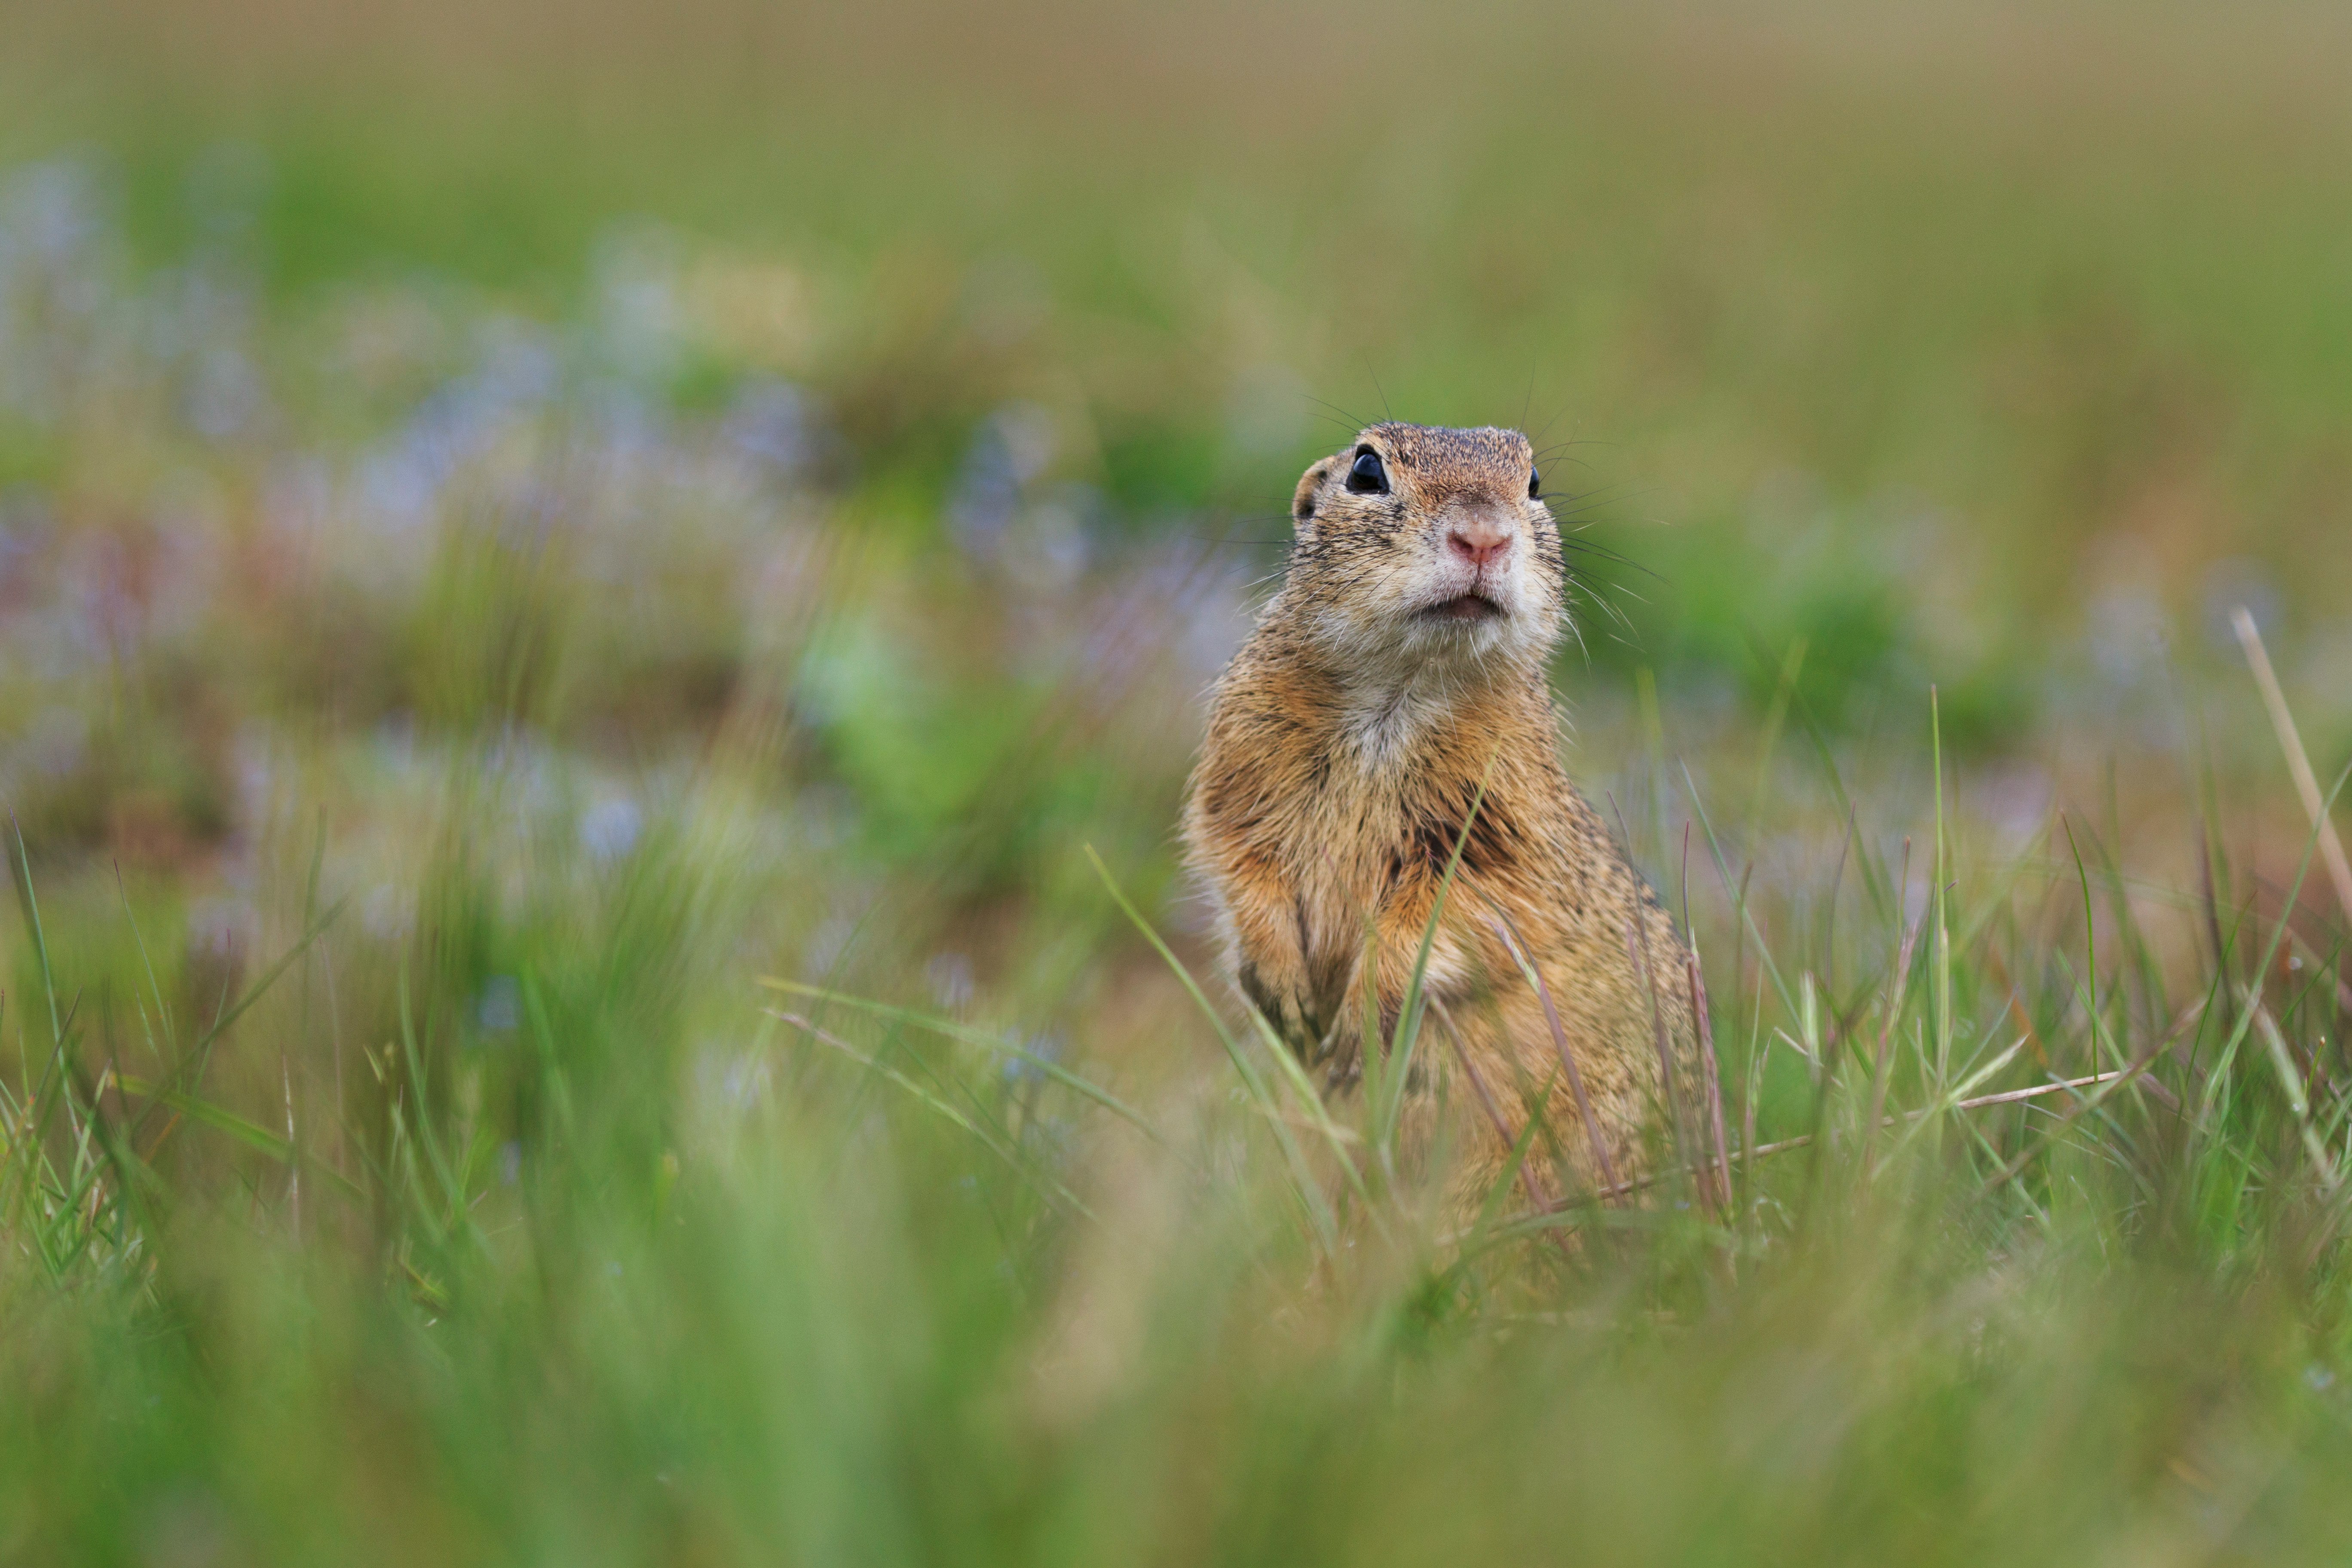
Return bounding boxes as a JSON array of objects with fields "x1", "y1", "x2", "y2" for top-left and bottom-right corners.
[{"x1": 1195, "y1": 671, "x2": 1577, "y2": 1059}]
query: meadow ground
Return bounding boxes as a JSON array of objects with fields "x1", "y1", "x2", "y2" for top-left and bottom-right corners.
[{"x1": 3, "y1": 2, "x2": 2352, "y2": 1562}]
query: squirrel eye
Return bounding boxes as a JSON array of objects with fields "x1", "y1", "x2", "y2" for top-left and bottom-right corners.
[
  {"x1": 1528, "y1": 468, "x2": 1542, "y2": 499},
  {"x1": 1346, "y1": 448, "x2": 1388, "y2": 494}
]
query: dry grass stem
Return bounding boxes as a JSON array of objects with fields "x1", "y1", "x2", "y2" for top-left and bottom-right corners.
[
  {"x1": 1687, "y1": 949, "x2": 1732, "y2": 1216},
  {"x1": 2234, "y1": 606, "x2": 2352, "y2": 934},
  {"x1": 1628, "y1": 919, "x2": 1697, "y2": 1202},
  {"x1": 1601, "y1": 1069, "x2": 2136, "y2": 1199},
  {"x1": 1429, "y1": 996, "x2": 1557, "y2": 1219},
  {"x1": 1487, "y1": 913, "x2": 1622, "y2": 1199},
  {"x1": 1865, "y1": 888, "x2": 1923, "y2": 1176}
]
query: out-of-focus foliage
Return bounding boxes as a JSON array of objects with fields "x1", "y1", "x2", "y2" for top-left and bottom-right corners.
[{"x1": 11, "y1": 0, "x2": 2352, "y2": 751}]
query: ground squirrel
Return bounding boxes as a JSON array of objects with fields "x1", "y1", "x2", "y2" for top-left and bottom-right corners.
[{"x1": 1183, "y1": 422, "x2": 1700, "y2": 1213}]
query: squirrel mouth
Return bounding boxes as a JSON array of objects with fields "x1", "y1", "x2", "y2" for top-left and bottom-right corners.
[{"x1": 1421, "y1": 593, "x2": 1504, "y2": 623}]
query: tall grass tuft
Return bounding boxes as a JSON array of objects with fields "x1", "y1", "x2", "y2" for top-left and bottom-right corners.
[{"x1": 2, "y1": 643, "x2": 2348, "y2": 1560}]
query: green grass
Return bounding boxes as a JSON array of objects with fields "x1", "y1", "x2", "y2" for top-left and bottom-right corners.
[
  {"x1": 3, "y1": 1, "x2": 2352, "y2": 1560},
  {"x1": 5, "y1": 671, "x2": 2352, "y2": 1563}
]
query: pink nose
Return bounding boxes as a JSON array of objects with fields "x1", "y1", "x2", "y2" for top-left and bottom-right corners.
[{"x1": 1447, "y1": 518, "x2": 1513, "y2": 568}]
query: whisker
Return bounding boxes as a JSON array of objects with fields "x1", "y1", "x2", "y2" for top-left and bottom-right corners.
[{"x1": 1302, "y1": 397, "x2": 1373, "y2": 438}]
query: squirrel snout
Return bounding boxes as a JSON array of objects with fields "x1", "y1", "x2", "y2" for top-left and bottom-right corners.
[{"x1": 1445, "y1": 516, "x2": 1514, "y2": 569}]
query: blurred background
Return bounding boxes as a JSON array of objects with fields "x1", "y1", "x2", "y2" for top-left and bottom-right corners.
[{"x1": 0, "y1": 0, "x2": 2347, "y2": 1142}]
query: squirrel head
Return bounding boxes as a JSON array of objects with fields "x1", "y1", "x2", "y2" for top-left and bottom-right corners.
[{"x1": 1284, "y1": 423, "x2": 1565, "y2": 676}]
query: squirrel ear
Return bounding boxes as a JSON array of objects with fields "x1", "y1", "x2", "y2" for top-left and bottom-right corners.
[{"x1": 1292, "y1": 458, "x2": 1337, "y2": 534}]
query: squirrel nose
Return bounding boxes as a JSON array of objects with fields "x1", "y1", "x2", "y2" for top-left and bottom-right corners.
[{"x1": 1446, "y1": 516, "x2": 1513, "y2": 569}]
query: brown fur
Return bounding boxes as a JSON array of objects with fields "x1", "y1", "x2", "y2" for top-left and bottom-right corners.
[{"x1": 1182, "y1": 423, "x2": 1695, "y2": 1214}]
